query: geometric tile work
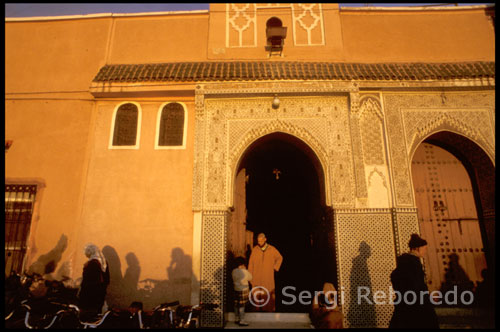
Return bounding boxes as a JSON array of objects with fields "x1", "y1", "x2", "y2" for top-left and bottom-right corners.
[
  {"x1": 392, "y1": 208, "x2": 420, "y2": 257},
  {"x1": 200, "y1": 211, "x2": 227, "y2": 327},
  {"x1": 335, "y1": 210, "x2": 396, "y2": 328}
]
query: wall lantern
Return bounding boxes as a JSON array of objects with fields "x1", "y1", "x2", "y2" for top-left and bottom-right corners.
[{"x1": 272, "y1": 94, "x2": 280, "y2": 109}]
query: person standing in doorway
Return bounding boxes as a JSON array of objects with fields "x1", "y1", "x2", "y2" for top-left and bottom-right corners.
[
  {"x1": 232, "y1": 257, "x2": 252, "y2": 326},
  {"x1": 78, "y1": 243, "x2": 110, "y2": 321},
  {"x1": 389, "y1": 234, "x2": 439, "y2": 329},
  {"x1": 248, "y1": 233, "x2": 283, "y2": 312}
]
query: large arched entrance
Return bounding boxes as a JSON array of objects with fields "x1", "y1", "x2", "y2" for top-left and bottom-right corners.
[
  {"x1": 229, "y1": 132, "x2": 335, "y2": 313},
  {"x1": 410, "y1": 131, "x2": 494, "y2": 298}
]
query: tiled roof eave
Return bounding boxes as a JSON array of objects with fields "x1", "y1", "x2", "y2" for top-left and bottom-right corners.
[{"x1": 92, "y1": 61, "x2": 495, "y2": 83}]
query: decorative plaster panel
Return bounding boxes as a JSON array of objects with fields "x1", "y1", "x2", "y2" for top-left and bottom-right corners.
[
  {"x1": 201, "y1": 95, "x2": 355, "y2": 210},
  {"x1": 226, "y1": 4, "x2": 257, "y2": 48},
  {"x1": 226, "y1": 3, "x2": 325, "y2": 47},
  {"x1": 291, "y1": 3, "x2": 325, "y2": 46},
  {"x1": 383, "y1": 92, "x2": 495, "y2": 207},
  {"x1": 403, "y1": 108, "x2": 495, "y2": 160}
]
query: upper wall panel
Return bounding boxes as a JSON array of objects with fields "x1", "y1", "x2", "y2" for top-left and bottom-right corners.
[
  {"x1": 5, "y1": 18, "x2": 111, "y2": 93},
  {"x1": 109, "y1": 14, "x2": 209, "y2": 64},
  {"x1": 340, "y1": 9, "x2": 495, "y2": 62}
]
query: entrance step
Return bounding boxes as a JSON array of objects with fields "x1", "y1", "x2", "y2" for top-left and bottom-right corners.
[
  {"x1": 436, "y1": 307, "x2": 495, "y2": 329},
  {"x1": 225, "y1": 312, "x2": 313, "y2": 329}
]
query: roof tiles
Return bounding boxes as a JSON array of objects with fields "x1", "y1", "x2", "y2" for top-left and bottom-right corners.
[{"x1": 92, "y1": 61, "x2": 494, "y2": 83}]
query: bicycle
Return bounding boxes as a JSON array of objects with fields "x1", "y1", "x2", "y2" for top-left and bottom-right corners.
[
  {"x1": 146, "y1": 300, "x2": 180, "y2": 329},
  {"x1": 174, "y1": 303, "x2": 219, "y2": 329},
  {"x1": 46, "y1": 301, "x2": 147, "y2": 329},
  {"x1": 5, "y1": 272, "x2": 41, "y2": 322}
]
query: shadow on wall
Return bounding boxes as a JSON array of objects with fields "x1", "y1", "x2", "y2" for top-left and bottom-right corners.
[
  {"x1": 102, "y1": 246, "x2": 198, "y2": 310},
  {"x1": 27, "y1": 234, "x2": 71, "y2": 280},
  {"x1": 347, "y1": 241, "x2": 377, "y2": 328}
]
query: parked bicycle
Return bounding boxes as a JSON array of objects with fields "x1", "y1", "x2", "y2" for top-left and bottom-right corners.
[
  {"x1": 5, "y1": 272, "x2": 47, "y2": 328},
  {"x1": 173, "y1": 302, "x2": 219, "y2": 329},
  {"x1": 146, "y1": 300, "x2": 180, "y2": 329}
]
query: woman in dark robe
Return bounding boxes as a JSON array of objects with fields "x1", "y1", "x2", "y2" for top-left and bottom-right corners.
[
  {"x1": 78, "y1": 243, "x2": 110, "y2": 320},
  {"x1": 389, "y1": 234, "x2": 439, "y2": 329}
]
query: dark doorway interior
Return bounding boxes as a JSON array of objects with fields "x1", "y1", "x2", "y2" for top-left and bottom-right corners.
[{"x1": 238, "y1": 133, "x2": 334, "y2": 312}]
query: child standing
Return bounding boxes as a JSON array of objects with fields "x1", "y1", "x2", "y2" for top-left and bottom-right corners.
[{"x1": 232, "y1": 256, "x2": 252, "y2": 326}]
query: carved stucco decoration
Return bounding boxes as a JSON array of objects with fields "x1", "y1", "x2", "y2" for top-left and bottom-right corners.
[
  {"x1": 348, "y1": 92, "x2": 367, "y2": 199},
  {"x1": 226, "y1": 4, "x2": 257, "y2": 48},
  {"x1": 226, "y1": 3, "x2": 325, "y2": 47},
  {"x1": 291, "y1": 3, "x2": 325, "y2": 46},
  {"x1": 404, "y1": 108, "x2": 495, "y2": 162},
  {"x1": 383, "y1": 92, "x2": 495, "y2": 207},
  {"x1": 194, "y1": 92, "x2": 356, "y2": 211},
  {"x1": 359, "y1": 96, "x2": 385, "y2": 165}
]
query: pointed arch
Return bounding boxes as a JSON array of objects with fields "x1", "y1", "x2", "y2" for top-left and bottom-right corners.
[
  {"x1": 228, "y1": 120, "x2": 330, "y2": 207},
  {"x1": 409, "y1": 130, "x2": 495, "y2": 272}
]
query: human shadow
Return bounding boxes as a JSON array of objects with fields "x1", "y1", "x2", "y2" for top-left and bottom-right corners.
[
  {"x1": 102, "y1": 246, "x2": 197, "y2": 310},
  {"x1": 347, "y1": 241, "x2": 376, "y2": 328},
  {"x1": 102, "y1": 245, "x2": 132, "y2": 309},
  {"x1": 165, "y1": 247, "x2": 195, "y2": 305},
  {"x1": 439, "y1": 253, "x2": 474, "y2": 307},
  {"x1": 27, "y1": 234, "x2": 68, "y2": 279}
]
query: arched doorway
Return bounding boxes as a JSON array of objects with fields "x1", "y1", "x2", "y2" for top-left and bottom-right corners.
[
  {"x1": 410, "y1": 131, "x2": 494, "y2": 298},
  {"x1": 229, "y1": 132, "x2": 335, "y2": 313}
]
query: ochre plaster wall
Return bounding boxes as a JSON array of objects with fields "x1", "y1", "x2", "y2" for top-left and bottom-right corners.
[
  {"x1": 206, "y1": 4, "x2": 494, "y2": 62},
  {"x1": 5, "y1": 99, "x2": 94, "y2": 274},
  {"x1": 340, "y1": 8, "x2": 495, "y2": 62},
  {"x1": 74, "y1": 97, "x2": 196, "y2": 309},
  {"x1": 108, "y1": 13, "x2": 209, "y2": 64},
  {"x1": 4, "y1": 4, "x2": 495, "y2": 312},
  {"x1": 5, "y1": 18, "x2": 111, "y2": 93}
]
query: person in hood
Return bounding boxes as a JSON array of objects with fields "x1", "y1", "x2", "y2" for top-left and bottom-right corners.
[{"x1": 78, "y1": 243, "x2": 110, "y2": 320}]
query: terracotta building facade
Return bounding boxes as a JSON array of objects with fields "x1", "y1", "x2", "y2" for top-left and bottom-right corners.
[{"x1": 5, "y1": 4, "x2": 495, "y2": 328}]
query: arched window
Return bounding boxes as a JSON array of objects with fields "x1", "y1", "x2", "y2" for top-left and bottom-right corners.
[
  {"x1": 155, "y1": 102, "x2": 187, "y2": 149},
  {"x1": 266, "y1": 17, "x2": 283, "y2": 29},
  {"x1": 109, "y1": 102, "x2": 141, "y2": 149}
]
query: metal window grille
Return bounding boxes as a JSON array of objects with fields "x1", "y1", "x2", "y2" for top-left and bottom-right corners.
[
  {"x1": 159, "y1": 103, "x2": 184, "y2": 146},
  {"x1": 113, "y1": 103, "x2": 138, "y2": 146},
  {"x1": 5, "y1": 184, "x2": 37, "y2": 276}
]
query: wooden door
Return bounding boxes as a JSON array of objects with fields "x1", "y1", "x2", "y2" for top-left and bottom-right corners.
[
  {"x1": 229, "y1": 168, "x2": 249, "y2": 259},
  {"x1": 411, "y1": 143, "x2": 487, "y2": 293}
]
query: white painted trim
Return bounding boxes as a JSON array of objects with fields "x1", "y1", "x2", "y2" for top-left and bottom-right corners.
[
  {"x1": 154, "y1": 102, "x2": 188, "y2": 150},
  {"x1": 108, "y1": 101, "x2": 142, "y2": 150},
  {"x1": 340, "y1": 4, "x2": 493, "y2": 11},
  {"x1": 190, "y1": 212, "x2": 202, "y2": 305},
  {"x1": 5, "y1": 10, "x2": 209, "y2": 22}
]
